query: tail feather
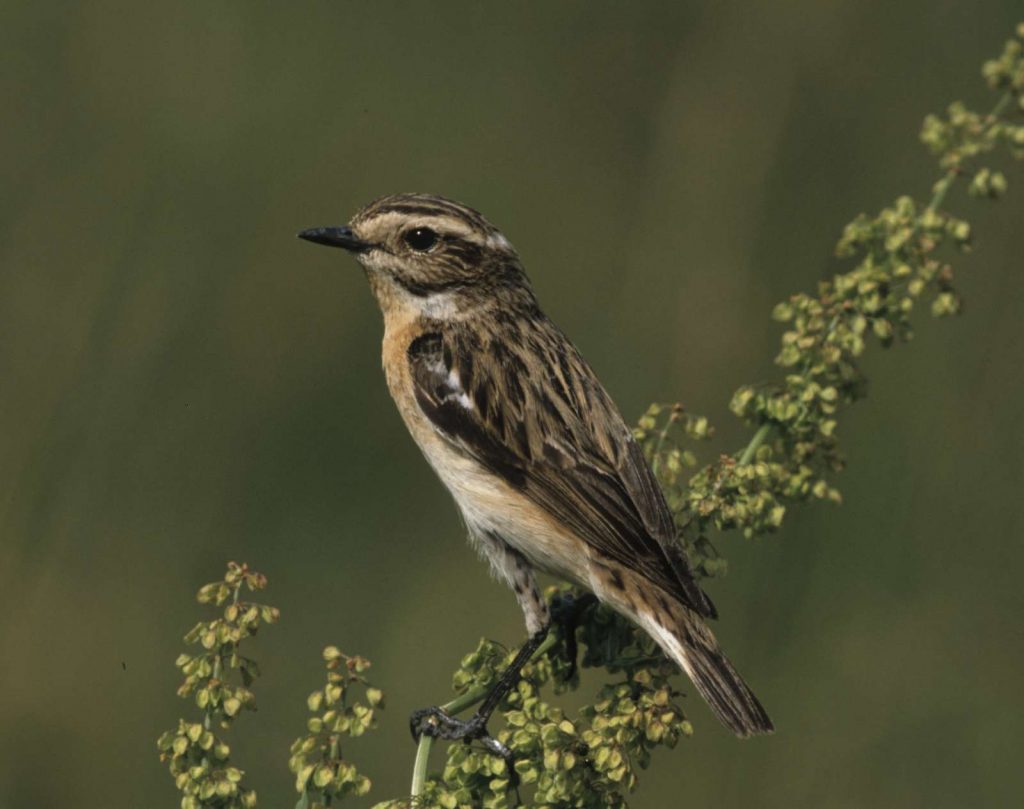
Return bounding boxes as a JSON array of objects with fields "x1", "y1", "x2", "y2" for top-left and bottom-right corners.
[{"x1": 642, "y1": 607, "x2": 774, "y2": 737}]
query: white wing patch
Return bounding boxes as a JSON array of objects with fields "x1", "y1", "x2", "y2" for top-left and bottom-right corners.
[{"x1": 443, "y1": 367, "x2": 474, "y2": 410}]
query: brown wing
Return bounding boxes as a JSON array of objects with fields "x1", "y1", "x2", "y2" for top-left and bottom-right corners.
[{"x1": 407, "y1": 319, "x2": 716, "y2": 619}]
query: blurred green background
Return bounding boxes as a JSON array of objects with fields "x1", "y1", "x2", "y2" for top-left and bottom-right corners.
[{"x1": 2, "y1": 2, "x2": 1023, "y2": 807}]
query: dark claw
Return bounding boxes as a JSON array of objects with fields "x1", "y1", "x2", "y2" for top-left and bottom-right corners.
[
  {"x1": 551, "y1": 591, "x2": 598, "y2": 680},
  {"x1": 410, "y1": 706, "x2": 485, "y2": 742}
]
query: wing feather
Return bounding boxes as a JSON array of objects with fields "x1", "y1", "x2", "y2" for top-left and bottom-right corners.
[{"x1": 408, "y1": 321, "x2": 716, "y2": 619}]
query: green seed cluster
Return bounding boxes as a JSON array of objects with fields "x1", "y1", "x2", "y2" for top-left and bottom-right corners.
[
  {"x1": 290, "y1": 646, "x2": 381, "y2": 808},
  {"x1": 157, "y1": 562, "x2": 279, "y2": 808},
  {"x1": 634, "y1": 404, "x2": 710, "y2": 509},
  {"x1": 575, "y1": 603, "x2": 693, "y2": 774},
  {"x1": 638, "y1": 25, "x2": 1024, "y2": 567},
  {"x1": 390, "y1": 594, "x2": 691, "y2": 808}
]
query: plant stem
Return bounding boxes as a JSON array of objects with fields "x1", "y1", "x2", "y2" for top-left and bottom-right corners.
[
  {"x1": 409, "y1": 733, "x2": 433, "y2": 797},
  {"x1": 650, "y1": 408, "x2": 678, "y2": 478},
  {"x1": 201, "y1": 583, "x2": 241, "y2": 770},
  {"x1": 928, "y1": 91, "x2": 1012, "y2": 213},
  {"x1": 409, "y1": 632, "x2": 559, "y2": 798},
  {"x1": 738, "y1": 423, "x2": 772, "y2": 466}
]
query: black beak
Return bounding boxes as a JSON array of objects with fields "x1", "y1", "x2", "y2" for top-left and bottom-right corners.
[{"x1": 297, "y1": 226, "x2": 371, "y2": 253}]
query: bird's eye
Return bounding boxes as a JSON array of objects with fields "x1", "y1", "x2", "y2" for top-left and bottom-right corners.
[{"x1": 403, "y1": 227, "x2": 439, "y2": 252}]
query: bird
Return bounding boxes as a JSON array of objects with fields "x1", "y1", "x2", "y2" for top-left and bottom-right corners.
[{"x1": 298, "y1": 193, "x2": 773, "y2": 753}]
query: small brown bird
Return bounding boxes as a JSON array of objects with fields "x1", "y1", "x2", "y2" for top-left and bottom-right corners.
[{"x1": 299, "y1": 194, "x2": 772, "y2": 751}]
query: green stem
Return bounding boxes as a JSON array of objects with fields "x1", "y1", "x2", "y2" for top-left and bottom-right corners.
[
  {"x1": 738, "y1": 423, "x2": 772, "y2": 466},
  {"x1": 409, "y1": 632, "x2": 559, "y2": 799},
  {"x1": 928, "y1": 91, "x2": 1012, "y2": 213},
  {"x1": 650, "y1": 408, "x2": 678, "y2": 478},
  {"x1": 409, "y1": 733, "x2": 433, "y2": 797},
  {"x1": 201, "y1": 585, "x2": 241, "y2": 770},
  {"x1": 203, "y1": 656, "x2": 222, "y2": 733}
]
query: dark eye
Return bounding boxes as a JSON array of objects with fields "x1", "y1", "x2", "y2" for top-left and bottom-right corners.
[{"x1": 403, "y1": 227, "x2": 439, "y2": 252}]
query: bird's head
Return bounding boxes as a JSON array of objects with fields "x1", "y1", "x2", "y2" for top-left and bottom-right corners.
[{"x1": 299, "y1": 193, "x2": 534, "y2": 317}]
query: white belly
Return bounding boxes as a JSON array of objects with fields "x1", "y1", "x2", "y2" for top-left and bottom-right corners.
[{"x1": 414, "y1": 426, "x2": 589, "y2": 584}]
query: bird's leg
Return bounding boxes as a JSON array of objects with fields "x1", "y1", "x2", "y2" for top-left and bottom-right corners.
[
  {"x1": 409, "y1": 535, "x2": 550, "y2": 786},
  {"x1": 410, "y1": 625, "x2": 550, "y2": 779},
  {"x1": 550, "y1": 590, "x2": 598, "y2": 680}
]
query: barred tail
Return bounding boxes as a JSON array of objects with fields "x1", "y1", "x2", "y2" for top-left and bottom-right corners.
[{"x1": 641, "y1": 605, "x2": 774, "y2": 737}]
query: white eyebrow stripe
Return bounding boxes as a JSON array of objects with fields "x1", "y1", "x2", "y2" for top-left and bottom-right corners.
[
  {"x1": 485, "y1": 232, "x2": 512, "y2": 251},
  {"x1": 368, "y1": 211, "x2": 479, "y2": 239}
]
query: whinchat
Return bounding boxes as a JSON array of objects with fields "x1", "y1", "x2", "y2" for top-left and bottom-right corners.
[{"x1": 299, "y1": 194, "x2": 773, "y2": 751}]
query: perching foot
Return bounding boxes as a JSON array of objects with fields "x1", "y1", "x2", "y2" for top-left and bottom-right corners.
[{"x1": 410, "y1": 706, "x2": 518, "y2": 787}]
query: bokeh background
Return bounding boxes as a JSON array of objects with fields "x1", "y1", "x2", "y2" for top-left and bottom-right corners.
[{"x1": 3, "y1": 2, "x2": 1023, "y2": 807}]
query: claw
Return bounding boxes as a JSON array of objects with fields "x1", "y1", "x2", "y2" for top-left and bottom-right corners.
[
  {"x1": 551, "y1": 591, "x2": 597, "y2": 680},
  {"x1": 410, "y1": 706, "x2": 485, "y2": 742},
  {"x1": 409, "y1": 706, "x2": 437, "y2": 741}
]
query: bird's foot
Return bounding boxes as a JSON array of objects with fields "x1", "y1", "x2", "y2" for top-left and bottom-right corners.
[
  {"x1": 410, "y1": 705, "x2": 487, "y2": 742},
  {"x1": 408, "y1": 629, "x2": 550, "y2": 797},
  {"x1": 410, "y1": 706, "x2": 518, "y2": 787},
  {"x1": 550, "y1": 591, "x2": 598, "y2": 681}
]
